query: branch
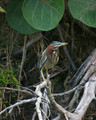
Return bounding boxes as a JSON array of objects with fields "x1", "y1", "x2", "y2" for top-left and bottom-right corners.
[
  {"x1": 0, "y1": 98, "x2": 36, "y2": 115},
  {"x1": 35, "y1": 81, "x2": 47, "y2": 120},
  {"x1": 47, "y1": 71, "x2": 96, "y2": 120},
  {"x1": 12, "y1": 32, "x2": 42, "y2": 56},
  {"x1": 53, "y1": 85, "x2": 83, "y2": 96},
  {"x1": 67, "y1": 49, "x2": 96, "y2": 109},
  {"x1": 19, "y1": 35, "x2": 27, "y2": 82},
  {"x1": 68, "y1": 58, "x2": 96, "y2": 109},
  {"x1": 16, "y1": 85, "x2": 35, "y2": 93},
  {"x1": 32, "y1": 112, "x2": 37, "y2": 120},
  {"x1": 57, "y1": 25, "x2": 77, "y2": 71},
  {"x1": 50, "y1": 66, "x2": 69, "y2": 79},
  {"x1": 52, "y1": 115, "x2": 61, "y2": 120},
  {"x1": 0, "y1": 87, "x2": 33, "y2": 96},
  {"x1": 69, "y1": 48, "x2": 96, "y2": 86},
  {"x1": 46, "y1": 80, "x2": 73, "y2": 117},
  {"x1": 42, "y1": 88, "x2": 50, "y2": 120},
  {"x1": 35, "y1": 97, "x2": 43, "y2": 120},
  {"x1": 72, "y1": 73, "x2": 96, "y2": 120}
]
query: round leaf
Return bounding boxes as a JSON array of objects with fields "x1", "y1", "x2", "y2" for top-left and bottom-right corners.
[
  {"x1": 6, "y1": 0, "x2": 38, "y2": 34},
  {"x1": 68, "y1": 0, "x2": 96, "y2": 27},
  {"x1": 22, "y1": 0, "x2": 64, "y2": 31}
]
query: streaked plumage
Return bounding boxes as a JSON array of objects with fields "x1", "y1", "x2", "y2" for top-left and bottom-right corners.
[{"x1": 37, "y1": 41, "x2": 68, "y2": 80}]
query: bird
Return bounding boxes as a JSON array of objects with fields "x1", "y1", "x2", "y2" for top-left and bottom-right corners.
[{"x1": 37, "y1": 41, "x2": 68, "y2": 80}]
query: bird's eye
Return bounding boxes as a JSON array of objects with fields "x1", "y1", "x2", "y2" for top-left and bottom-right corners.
[{"x1": 53, "y1": 51, "x2": 56, "y2": 54}]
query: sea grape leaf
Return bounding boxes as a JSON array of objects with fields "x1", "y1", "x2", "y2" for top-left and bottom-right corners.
[
  {"x1": 68, "y1": 0, "x2": 96, "y2": 27},
  {"x1": 6, "y1": 0, "x2": 38, "y2": 34},
  {"x1": 22, "y1": 0, "x2": 64, "y2": 31}
]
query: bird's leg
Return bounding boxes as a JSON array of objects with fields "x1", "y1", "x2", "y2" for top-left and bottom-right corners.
[{"x1": 40, "y1": 69, "x2": 46, "y2": 81}]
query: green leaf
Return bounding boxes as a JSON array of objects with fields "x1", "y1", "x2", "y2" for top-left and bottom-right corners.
[
  {"x1": 68, "y1": 0, "x2": 96, "y2": 27},
  {"x1": 6, "y1": 0, "x2": 38, "y2": 34},
  {"x1": 0, "y1": 6, "x2": 6, "y2": 13},
  {"x1": 22, "y1": 0, "x2": 64, "y2": 31}
]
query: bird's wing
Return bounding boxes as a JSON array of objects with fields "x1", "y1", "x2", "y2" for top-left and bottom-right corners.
[{"x1": 37, "y1": 50, "x2": 47, "y2": 70}]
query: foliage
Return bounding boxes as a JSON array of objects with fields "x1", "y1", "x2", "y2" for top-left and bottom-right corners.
[
  {"x1": 0, "y1": 6, "x2": 6, "y2": 13},
  {"x1": 6, "y1": 0, "x2": 64, "y2": 34},
  {"x1": 6, "y1": 0, "x2": 96, "y2": 34},
  {"x1": 6, "y1": 0, "x2": 38, "y2": 34},
  {"x1": 22, "y1": 0, "x2": 64, "y2": 31},
  {"x1": 0, "y1": 66, "x2": 19, "y2": 86},
  {"x1": 68, "y1": 0, "x2": 96, "y2": 27}
]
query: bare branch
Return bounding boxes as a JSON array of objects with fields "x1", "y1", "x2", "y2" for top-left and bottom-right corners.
[
  {"x1": 73, "y1": 73, "x2": 96, "y2": 120},
  {"x1": 19, "y1": 35, "x2": 27, "y2": 83},
  {"x1": 12, "y1": 32, "x2": 42, "y2": 56},
  {"x1": 47, "y1": 71, "x2": 96, "y2": 120},
  {"x1": 57, "y1": 25, "x2": 77, "y2": 71},
  {"x1": 52, "y1": 115, "x2": 61, "y2": 120},
  {"x1": 0, "y1": 87, "x2": 33, "y2": 95},
  {"x1": 53, "y1": 86, "x2": 84, "y2": 97},
  {"x1": 50, "y1": 66, "x2": 69, "y2": 79},
  {"x1": 53, "y1": 86, "x2": 77, "y2": 96},
  {"x1": 0, "y1": 98, "x2": 36, "y2": 115},
  {"x1": 46, "y1": 80, "x2": 73, "y2": 117},
  {"x1": 35, "y1": 81, "x2": 47, "y2": 120},
  {"x1": 69, "y1": 48, "x2": 96, "y2": 86},
  {"x1": 42, "y1": 88, "x2": 50, "y2": 120},
  {"x1": 16, "y1": 85, "x2": 35, "y2": 94},
  {"x1": 32, "y1": 112, "x2": 37, "y2": 120},
  {"x1": 68, "y1": 50, "x2": 96, "y2": 109},
  {"x1": 35, "y1": 97, "x2": 43, "y2": 120}
]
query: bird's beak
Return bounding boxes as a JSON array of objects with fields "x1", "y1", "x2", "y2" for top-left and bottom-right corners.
[{"x1": 58, "y1": 42, "x2": 68, "y2": 47}]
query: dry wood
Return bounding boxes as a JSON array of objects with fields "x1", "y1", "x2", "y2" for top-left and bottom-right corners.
[
  {"x1": 69, "y1": 49, "x2": 96, "y2": 86},
  {"x1": 1, "y1": 48, "x2": 96, "y2": 120},
  {"x1": 0, "y1": 98, "x2": 36, "y2": 115},
  {"x1": 12, "y1": 32, "x2": 42, "y2": 56},
  {"x1": 57, "y1": 25, "x2": 77, "y2": 71},
  {"x1": 68, "y1": 49, "x2": 96, "y2": 109},
  {"x1": 35, "y1": 81, "x2": 47, "y2": 120}
]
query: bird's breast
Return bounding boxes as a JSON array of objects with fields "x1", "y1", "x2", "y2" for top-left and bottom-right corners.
[{"x1": 44, "y1": 49, "x2": 59, "y2": 69}]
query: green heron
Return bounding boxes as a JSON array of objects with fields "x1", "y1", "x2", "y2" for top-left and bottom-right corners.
[{"x1": 37, "y1": 41, "x2": 68, "y2": 80}]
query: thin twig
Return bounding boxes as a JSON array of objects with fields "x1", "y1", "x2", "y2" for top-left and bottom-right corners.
[
  {"x1": 69, "y1": 48, "x2": 96, "y2": 86},
  {"x1": 19, "y1": 35, "x2": 27, "y2": 83},
  {"x1": 0, "y1": 98, "x2": 36, "y2": 115},
  {"x1": 32, "y1": 112, "x2": 37, "y2": 120},
  {"x1": 57, "y1": 25, "x2": 77, "y2": 71},
  {"x1": 71, "y1": 20, "x2": 75, "y2": 58},
  {"x1": 65, "y1": 114, "x2": 69, "y2": 120},
  {"x1": 40, "y1": 107, "x2": 49, "y2": 120},
  {"x1": 53, "y1": 86, "x2": 77, "y2": 96},
  {"x1": 52, "y1": 115, "x2": 61, "y2": 120},
  {"x1": 16, "y1": 85, "x2": 35, "y2": 94},
  {"x1": 46, "y1": 80, "x2": 73, "y2": 116},
  {"x1": 12, "y1": 32, "x2": 42, "y2": 56},
  {"x1": 0, "y1": 87, "x2": 33, "y2": 96},
  {"x1": 50, "y1": 66, "x2": 69, "y2": 79}
]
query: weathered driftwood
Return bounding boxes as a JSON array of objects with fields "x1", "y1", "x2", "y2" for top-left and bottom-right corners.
[
  {"x1": 68, "y1": 49, "x2": 96, "y2": 110},
  {"x1": 69, "y1": 49, "x2": 96, "y2": 87}
]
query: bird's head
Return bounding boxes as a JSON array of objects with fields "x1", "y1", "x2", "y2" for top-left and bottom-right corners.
[
  {"x1": 46, "y1": 41, "x2": 68, "y2": 55},
  {"x1": 50, "y1": 41, "x2": 68, "y2": 48}
]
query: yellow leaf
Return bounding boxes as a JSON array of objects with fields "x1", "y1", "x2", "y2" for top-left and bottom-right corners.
[{"x1": 0, "y1": 6, "x2": 6, "y2": 13}]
